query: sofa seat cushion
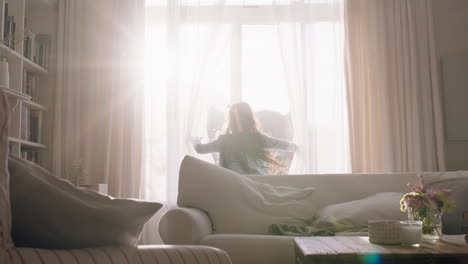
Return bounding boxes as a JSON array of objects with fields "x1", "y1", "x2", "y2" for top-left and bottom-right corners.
[
  {"x1": 178, "y1": 156, "x2": 315, "y2": 235},
  {"x1": 8, "y1": 155, "x2": 162, "y2": 249},
  {"x1": 201, "y1": 234, "x2": 294, "y2": 264},
  {"x1": 267, "y1": 192, "x2": 407, "y2": 236}
]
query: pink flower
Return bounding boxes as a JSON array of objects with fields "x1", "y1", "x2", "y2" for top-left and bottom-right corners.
[
  {"x1": 405, "y1": 197, "x2": 426, "y2": 211},
  {"x1": 408, "y1": 177, "x2": 427, "y2": 193}
]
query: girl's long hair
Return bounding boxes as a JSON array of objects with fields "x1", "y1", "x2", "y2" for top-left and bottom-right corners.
[{"x1": 223, "y1": 102, "x2": 284, "y2": 174}]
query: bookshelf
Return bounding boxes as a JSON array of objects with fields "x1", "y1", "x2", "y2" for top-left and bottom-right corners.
[{"x1": 0, "y1": 0, "x2": 56, "y2": 168}]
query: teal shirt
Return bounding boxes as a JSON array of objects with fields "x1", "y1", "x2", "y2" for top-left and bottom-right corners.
[{"x1": 193, "y1": 132, "x2": 296, "y2": 175}]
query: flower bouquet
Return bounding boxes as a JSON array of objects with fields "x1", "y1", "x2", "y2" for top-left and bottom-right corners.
[{"x1": 400, "y1": 176, "x2": 455, "y2": 242}]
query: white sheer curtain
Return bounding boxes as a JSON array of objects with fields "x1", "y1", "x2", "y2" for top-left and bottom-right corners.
[
  {"x1": 275, "y1": 0, "x2": 350, "y2": 173},
  {"x1": 344, "y1": 0, "x2": 445, "y2": 172},
  {"x1": 54, "y1": 0, "x2": 145, "y2": 198},
  {"x1": 142, "y1": 0, "x2": 231, "y2": 244},
  {"x1": 143, "y1": 0, "x2": 349, "y2": 203},
  {"x1": 143, "y1": 0, "x2": 231, "y2": 205}
]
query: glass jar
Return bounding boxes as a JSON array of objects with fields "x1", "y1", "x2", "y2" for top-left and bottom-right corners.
[{"x1": 407, "y1": 208, "x2": 442, "y2": 243}]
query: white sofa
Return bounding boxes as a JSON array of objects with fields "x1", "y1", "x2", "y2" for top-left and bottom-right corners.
[
  {"x1": 159, "y1": 156, "x2": 427, "y2": 264},
  {"x1": 159, "y1": 156, "x2": 468, "y2": 264}
]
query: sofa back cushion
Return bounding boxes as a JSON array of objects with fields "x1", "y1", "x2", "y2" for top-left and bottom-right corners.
[
  {"x1": 249, "y1": 172, "x2": 419, "y2": 211},
  {"x1": 178, "y1": 155, "x2": 315, "y2": 235},
  {"x1": 0, "y1": 91, "x2": 13, "y2": 259},
  {"x1": 422, "y1": 171, "x2": 468, "y2": 234}
]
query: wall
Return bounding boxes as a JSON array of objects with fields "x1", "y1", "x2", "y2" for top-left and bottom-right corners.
[{"x1": 432, "y1": 0, "x2": 468, "y2": 171}]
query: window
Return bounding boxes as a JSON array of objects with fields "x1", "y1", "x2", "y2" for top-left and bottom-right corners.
[
  {"x1": 144, "y1": 2, "x2": 341, "y2": 113},
  {"x1": 144, "y1": 0, "x2": 349, "y2": 187},
  {"x1": 241, "y1": 25, "x2": 289, "y2": 114}
]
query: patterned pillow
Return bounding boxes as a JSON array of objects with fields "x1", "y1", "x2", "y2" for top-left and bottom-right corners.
[{"x1": 0, "y1": 90, "x2": 13, "y2": 259}]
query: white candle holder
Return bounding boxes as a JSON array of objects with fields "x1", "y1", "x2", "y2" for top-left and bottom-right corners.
[{"x1": 400, "y1": 220, "x2": 423, "y2": 247}]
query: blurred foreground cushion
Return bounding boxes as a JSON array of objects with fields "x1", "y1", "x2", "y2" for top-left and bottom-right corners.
[{"x1": 8, "y1": 155, "x2": 161, "y2": 249}]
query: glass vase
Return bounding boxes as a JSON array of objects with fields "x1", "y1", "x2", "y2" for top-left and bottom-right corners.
[{"x1": 407, "y1": 208, "x2": 442, "y2": 243}]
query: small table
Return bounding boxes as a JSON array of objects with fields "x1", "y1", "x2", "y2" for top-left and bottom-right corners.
[{"x1": 295, "y1": 235, "x2": 468, "y2": 264}]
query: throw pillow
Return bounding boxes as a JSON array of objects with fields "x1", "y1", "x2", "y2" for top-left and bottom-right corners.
[
  {"x1": 313, "y1": 192, "x2": 407, "y2": 228},
  {"x1": 420, "y1": 171, "x2": 468, "y2": 185},
  {"x1": 422, "y1": 172, "x2": 468, "y2": 234},
  {"x1": 8, "y1": 155, "x2": 162, "y2": 249},
  {"x1": 178, "y1": 155, "x2": 315, "y2": 235},
  {"x1": 0, "y1": 90, "x2": 13, "y2": 260}
]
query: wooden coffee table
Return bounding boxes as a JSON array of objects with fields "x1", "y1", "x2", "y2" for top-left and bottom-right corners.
[{"x1": 295, "y1": 235, "x2": 468, "y2": 264}]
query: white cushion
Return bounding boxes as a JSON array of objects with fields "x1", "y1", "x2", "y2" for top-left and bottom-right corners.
[
  {"x1": 420, "y1": 171, "x2": 468, "y2": 185},
  {"x1": 178, "y1": 155, "x2": 315, "y2": 234},
  {"x1": 314, "y1": 192, "x2": 407, "y2": 227}
]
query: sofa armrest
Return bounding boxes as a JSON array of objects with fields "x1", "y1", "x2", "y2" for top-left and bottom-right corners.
[{"x1": 159, "y1": 207, "x2": 213, "y2": 245}]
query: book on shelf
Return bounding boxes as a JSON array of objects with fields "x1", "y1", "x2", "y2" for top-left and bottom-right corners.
[
  {"x1": 20, "y1": 150, "x2": 41, "y2": 164},
  {"x1": 30, "y1": 110, "x2": 42, "y2": 143},
  {"x1": 21, "y1": 106, "x2": 42, "y2": 143},
  {"x1": 1, "y1": 0, "x2": 7, "y2": 45},
  {"x1": 23, "y1": 30, "x2": 35, "y2": 61},
  {"x1": 0, "y1": 1, "x2": 20, "y2": 51},
  {"x1": 22, "y1": 70, "x2": 43, "y2": 103},
  {"x1": 21, "y1": 105, "x2": 29, "y2": 140},
  {"x1": 23, "y1": 32, "x2": 50, "y2": 68},
  {"x1": 34, "y1": 34, "x2": 50, "y2": 68},
  {"x1": 8, "y1": 15, "x2": 14, "y2": 48}
]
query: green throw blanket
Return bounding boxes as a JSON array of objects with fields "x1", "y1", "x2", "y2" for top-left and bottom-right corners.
[{"x1": 268, "y1": 217, "x2": 368, "y2": 236}]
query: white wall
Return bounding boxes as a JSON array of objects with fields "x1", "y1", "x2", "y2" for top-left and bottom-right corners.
[{"x1": 432, "y1": 0, "x2": 468, "y2": 171}]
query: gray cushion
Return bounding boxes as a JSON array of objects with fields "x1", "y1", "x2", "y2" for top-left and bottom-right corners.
[
  {"x1": 8, "y1": 155, "x2": 161, "y2": 249},
  {"x1": 428, "y1": 179, "x2": 468, "y2": 234},
  {"x1": 314, "y1": 192, "x2": 407, "y2": 227}
]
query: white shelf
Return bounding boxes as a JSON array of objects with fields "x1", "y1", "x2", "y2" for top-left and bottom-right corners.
[
  {"x1": 23, "y1": 57, "x2": 48, "y2": 75},
  {"x1": 8, "y1": 137, "x2": 46, "y2": 149},
  {"x1": 0, "y1": 44, "x2": 48, "y2": 75},
  {"x1": 23, "y1": 99, "x2": 48, "y2": 111},
  {"x1": 0, "y1": 44, "x2": 23, "y2": 62},
  {"x1": 0, "y1": 86, "x2": 31, "y2": 100}
]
